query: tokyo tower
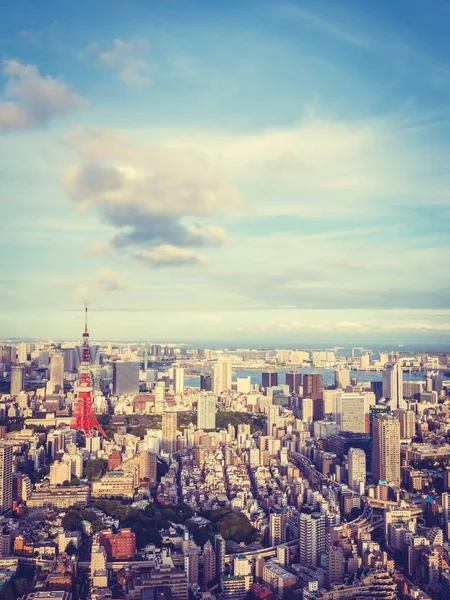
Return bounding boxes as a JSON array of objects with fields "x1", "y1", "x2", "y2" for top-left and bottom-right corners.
[{"x1": 70, "y1": 304, "x2": 108, "y2": 438}]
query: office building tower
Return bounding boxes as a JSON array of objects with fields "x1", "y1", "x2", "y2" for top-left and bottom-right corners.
[
  {"x1": 382, "y1": 358, "x2": 406, "y2": 410},
  {"x1": 197, "y1": 392, "x2": 216, "y2": 430},
  {"x1": 285, "y1": 372, "x2": 302, "y2": 394},
  {"x1": 184, "y1": 543, "x2": 199, "y2": 585},
  {"x1": 334, "y1": 369, "x2": 350, "y2": 390},
  {"x1": 200, "y1": 374, "x2": 212, "y2": 392},
  {"x1": 262, "y1": 372, "x2": 278, "y2": 388},
  {"x1": 372, "y1": 414, "x2": 400, "y2": 487},
  {"x1": 348, "y1": 447, "x2": 366, "y2": 493},
  {"x1": 394, "y1": 409, "x2": 415, "y2": 440},
  {"x1": 112, "y1": 362, "x2": 140, "y2": 396},
  {"x1": 299, "y1": 510, "x2": 326, "y2": 567},
  {"x1": 50, "y1": 352, "x2": 65, "y2": 394},
  {"x1": 10, "y1": 366, "x2": 24, "y2": 396},
  {"x1": 336, "y1": 393, "x2": 366, "y2": 433},
  {"x1": 162, "y1": 412, "x2": 177, "y2": 454},
  {"x1": 267, "y1": 405, "x2": 280, "y2": 436},
  {"x1": 212, "y1": 357, "x2": 232, "y2": 394},
  {"x1": 269, "y1": 510, "x2": 286, "y2": 546},
  {"x1": 215, "y1": 534, "x2": 226, "y2": 577},
  {"x1": 17, "y1": 343, "x2": 27, "y2": 364},
  {"x1": 174, "y1": 367, "x2": 185, "y2": 393},
  {"x1": 0, "y1": 443, "x2": 13, "y2": 514},
  {"x1": 155, "y1": 381, "x2": 166, "y2": 413},
  {"x1": 303, "y1": 374, "x2": 324, "y2": 421}
]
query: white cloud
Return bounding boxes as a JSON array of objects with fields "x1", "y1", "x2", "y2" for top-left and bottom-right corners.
[
  {"x1": 0, "y1": 60, "x2": 86, "y2": 131},
  {"x1": 134, "y1": 245, "x2": 211, "y2": 267},
  {"x1": 62, "y1": 126, "x2": 238, "y2": 262},
  {"x1": 75, "y1": 267, "x2": 127, "y2": 298},
  {"x1": 86, "y1": 38, "x2": 152, "y2": 87}
]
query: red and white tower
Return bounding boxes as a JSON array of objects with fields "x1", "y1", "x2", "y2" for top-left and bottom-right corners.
[{"x1": 70, "y1": 304, "x2": 107, "y2": 438}]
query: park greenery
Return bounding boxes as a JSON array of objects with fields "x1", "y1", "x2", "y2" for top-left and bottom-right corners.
[
  {"x1": 84, "y1": 458, "x2": 108, "y2": 480},
  {"x1": 62, "y1": 499, "x2": 258, "y2": 550}
]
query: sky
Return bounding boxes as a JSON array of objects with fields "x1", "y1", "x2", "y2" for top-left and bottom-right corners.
[{"x1": 1, "y1": 0, "x2": 450, "y2": 346}]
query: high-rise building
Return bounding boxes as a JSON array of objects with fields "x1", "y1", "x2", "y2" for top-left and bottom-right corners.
[
  {"x1": 299, "y1": 510, "x2": 326, "y2": 567},
  {"x1": 200, "y1": 375, "x2": 212, "y2": 392},
  {"x1": 262, "y1": 372, "x2": 278, "y2": 388},
  {"x1": 302, "y1": 397, "x2": 313, "y2": 423},
  {"x1": 212, "y1": 357, "x2": 232, "y2": 394},
  {"x1": 336, "y1": 393, "x2": 366, "y2": 433},
  {"x1": 155, "y1": 381, "x2": 166, "y2": 413},
  {"x1": 17, "y1": 343, "x2": 27, "y2": 364},
  {"x1": 174, "y1": 367, "x2": 185, "y2": 393},
  {"x1": 50, "y1": 352, "x2": 65, "y2": 394},
  {"x1": 162, "y1": 412, "x2": 177, "y2": 454},
  {"x1": 50, "y1": 461, "x2": 72, "y2": 486},
  {"x1": 99, "y1": 528, "x2": 136, "y2": 561},
  {"x1": 328, "y1": 545, "x2": 345, "y2": 585},
  {"x1": 394, "y1": 409, "x2": 415, "y2": 440},
  {"x1": 203, "y1": 540, "x2": 216, "y2": 587},
  {"x1": 303, "y1": 374, "x2": 324, "y2": 421},
  {"x1": 372, "y1": 414, "x2": 400, "y2": 487},
  {"x1": 267, "y1": 405, "x2": 280, "y2": 436},
  {"x1": 269, "y1": 510, "x2": 286, "y2": 546},
  {"x1": 334, "y1": 369, "x2": 350, "y2": 390},
  {"x1": 0, "y1": 443, "x2": 13, "y2": 514},
  {"x1": 214, "y1": 534, "x2": 226, "y2": 577},
  {"x1": 382, "y1": 358, "x2": 406, "y2": 410},
  {"x1": 197, "y1": 392, "x2": 216, "y2": 430},
  {"x1": 285, "y1": 372, "x2": 302, "y2": 394},
  {"x1": 112, "y1": 362, "x2": 140, "y2": 396},
  {"x1": 348, "y1": 447, "x2": 366, "y2": 493},
  {"x1": 10, "y1": 366, "x2": 24, "y2": 396}
]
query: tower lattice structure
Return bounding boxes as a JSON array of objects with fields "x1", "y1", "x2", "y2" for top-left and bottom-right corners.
[{"x1": 70, "y1": 305, "x2": 107, "y2": 438}]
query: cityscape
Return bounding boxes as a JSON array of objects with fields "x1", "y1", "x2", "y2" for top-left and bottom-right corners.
[
  {"x1": 2, "y1": 1, "x2": 450, "y2": 600},
  {"x1": 0, "y1": 313, "x2": 449, "y2": 600}
]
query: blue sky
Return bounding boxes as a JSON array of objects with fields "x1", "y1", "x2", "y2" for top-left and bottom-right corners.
[{"x1": 1, "y1": 0, "x2": 450, "y2": 345}]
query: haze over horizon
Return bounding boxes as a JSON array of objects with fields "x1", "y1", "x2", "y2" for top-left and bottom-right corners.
[{"x1": 2, "y1": 0, "x2": 450, "y2": 342}]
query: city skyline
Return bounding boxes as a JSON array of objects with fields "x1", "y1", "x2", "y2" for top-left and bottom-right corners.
[{"x1": 1, "y1": 0, "x2": 450, "y2": 342}]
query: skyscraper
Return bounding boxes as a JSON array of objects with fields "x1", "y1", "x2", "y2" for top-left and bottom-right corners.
[
  {"x1": 394, "y1": 409, "x2": 416, "y2": 440},
  {"x1": 285, "y1": 372, "x2": 302, "y2": 394},
  {"x1": 50, "y1": 352, "x2": 65, "y2": 394},
  {"x1": 17, "y1": 343, "x2": 27, "y2": 364},
  {"x1": 336, "y1": 393, "x2": 366, "y2": 433},
  {"x1": 162, "y1": 412, "x2": 177, "y2": 454},
  {"x1": 372, "y1": 414, "x2": 400, "y2": 487},
  {"x1": 212, "y1": 357, "x2": 232, "y2": 394},
  {"x1": 200, "y1": 375, "x2": 212, "y2": 392},
  {"x1": 174, "y1": 367, "x2": 185, "y2": 393},
  {"x1": 214, "y1": 534, "x2": 226, "y2": 577},
  {"x1": 334, "y1": 369, "x2": 350, "y2": 390},
  {"x1": 262, "y1": 372, "x2": 278, "y2": 389},
  {"x1": 269, "y1": 510, "x2": 286, "y2": 546},
  {"x1": 382, "y1": 358, "x2": 406, "y2": 410},
  {"x1": 203, "y1": 540, "x2": 216, "y2": 587},
  {"x1": 299, "y1": 510, "x2": 326, "y2": 567},
  {"x1": 0, "y1": 443, "x2": 13, "y2": 514},
  {"x1": 303, "y1": 374, "x2": 324, "y2": 421},
  {"x1": 112, "y1": 362, "x2": 140, "y2": 396},
  {"x1": 155, "y1": 381, "x2": 166, "y2": 413},
  {"x1": 10, "y1": 366, "x2": 24, "y2": 396},
  {"x1": 197, "y1": 392, "x2": 216, "y2": 430},
  {"x1": 267, "y1": 404, "x2": 280, "y2": 436},
  {"x1": 348, "y1": 447, "x2": 366, "y2": 493}
]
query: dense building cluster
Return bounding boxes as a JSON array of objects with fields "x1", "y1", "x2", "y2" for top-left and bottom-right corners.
[{"x1": 0, "y1": 332, "x2": 449, "y2": 600}]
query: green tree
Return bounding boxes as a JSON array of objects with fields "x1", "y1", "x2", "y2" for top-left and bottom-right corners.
[
  {"x1": 65, "y1": 541, "x2": 78, "y2": 556},
  {"x1": 84, "y1": 458, "x2": 108, "y2": 480}
]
